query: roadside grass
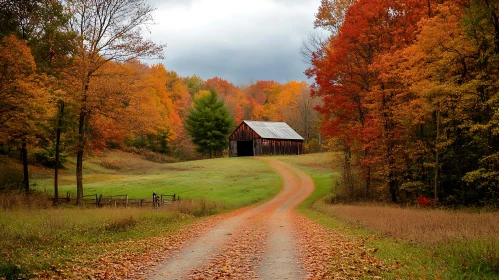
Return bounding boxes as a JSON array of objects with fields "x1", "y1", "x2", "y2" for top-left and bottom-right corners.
[
  {"x1": 275, "y1": 153, "x2": 499, "y2": 279},
  {"x1": 0, "y1": 206, "x2": 190, "y2": 279},
  {"x1": 0, "y1": 151, "x2": 281, "y2": 279}
]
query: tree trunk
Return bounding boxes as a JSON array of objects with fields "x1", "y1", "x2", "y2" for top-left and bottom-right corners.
[
  {"x1": 54, "y1": 101, "x2": 64, "y2": 205},
  {"x1": 389, "y1": 178, "x2": 398, "y2": 203},
  {"x1": 76, "y1": 74, "x2": 91, "y2": 206},
  {"x1": 366, "y1": 164, "x2": 371, "y2": 199},
  {"x1": 434, "y1": 106, "x2": 440, "y2": 201},
  {"x1": 76, "y1": 108, "x2": 85, "y2": 205},
  {"x1": 22, "y1": 136, "x2": 29, "y2": 195},
  {"x1": 344, "y1": 147, "x2": 354, "y2": 199}
]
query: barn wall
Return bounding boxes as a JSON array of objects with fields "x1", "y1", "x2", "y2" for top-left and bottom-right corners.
[
  {"x1": 229, "y1": 123, "x2": 261, "y2": 141},
  {"x1": 254, "y1": 139, "x2": 262, "y2": 156},
  {"x1": 260, "y1": 139, "x2": 303, "y2": 156},
  {"x1": 229, "y1": 141, "x2": 237, "y2": 157}
]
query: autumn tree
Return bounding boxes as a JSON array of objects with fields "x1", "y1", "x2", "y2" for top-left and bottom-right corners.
[
  {"x1": 66, "y1": 0, "x2": 165, "y2": 205},
  {"x1": 308, "y1": 0, "x2": 429, "y2": 201},
  {"x1": 205, "y1": 77, "x2": 249, "y2": 124},
  {"x1": 184, "y1": 75, "x2": 205, "y2": 97},
  {"x1": 185, "y1": 90, "x2": 234, "y2": 157},
  {"x1": 0, "y1": 35, "x2": 50, "y2": 194},
  {"x1": 0, "y1": 0, "x2": 74, "y2": 195}
]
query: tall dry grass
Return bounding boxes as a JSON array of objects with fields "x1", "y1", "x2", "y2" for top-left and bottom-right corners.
[
  {"x1": 0, "y1": 191, "x2": 53, "y2": 210},
  {"x1": 321, "y1": 203, "x2": 499, "y2": 273},
  {"x1": 321, "y1": 204, "x2": 499, "y2": 243},
  {"x1": 170, "y1": 198, "x2": 226, "y2": 217}
]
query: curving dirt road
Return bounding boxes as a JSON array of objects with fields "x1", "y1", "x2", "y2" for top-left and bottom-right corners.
[
  {"x1": 40, "y1": 157, "x2": 385, "y2": 279},
  {"x1": 147, "y1": 157, "x2": 314, "y2": 279}
]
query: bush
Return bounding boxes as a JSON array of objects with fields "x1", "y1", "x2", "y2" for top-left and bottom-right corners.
[
  {"x1": 417, "y1": 196, "x2": 431, "y2": 207},
  {"x1": 305, "y1": 138, "x2": 321, "y2": 153},
  {"x1": 31, "y1": 148, "x2": 66, "y2": 168},
  {"x1": 0, "y1": 165, "x2": 23, "y2": 191}
]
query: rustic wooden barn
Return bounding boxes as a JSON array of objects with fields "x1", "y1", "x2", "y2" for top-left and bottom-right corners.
[{"x1": 228, "y1": 120, "x2": 304, "y2": 157}]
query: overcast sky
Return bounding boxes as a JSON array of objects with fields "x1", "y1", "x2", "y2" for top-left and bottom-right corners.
[{"x1": 146, "y1": 0, "x2": 322, "y2": 85}]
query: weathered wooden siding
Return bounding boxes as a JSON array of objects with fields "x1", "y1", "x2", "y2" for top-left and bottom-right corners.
[
  {"x1": 260, "y1": 139, "x2": 302, "y2": 155},
  {"x1": 229, "y1": 122, "x2": 261, "y2": 141},
  {"x1": 229, "y1": 141, "x2": 237, "y2": 157}
]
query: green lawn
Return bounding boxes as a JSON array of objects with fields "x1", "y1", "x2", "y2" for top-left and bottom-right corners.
[{"x1": 33, "y1": 151, "x2": 281, "y2": 209}]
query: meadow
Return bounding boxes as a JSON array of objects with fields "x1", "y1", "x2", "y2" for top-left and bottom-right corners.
[{"x1": 31, "y1": 150, "x2": 281, "y2": 208}]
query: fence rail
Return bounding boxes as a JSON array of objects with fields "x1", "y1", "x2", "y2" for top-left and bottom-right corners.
[{"x1": 56, "y1": 192, "x2": 180, "y2": 208}]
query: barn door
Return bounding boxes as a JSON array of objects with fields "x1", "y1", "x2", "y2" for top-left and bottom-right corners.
[{"x1": 237, "y1": 140, "x2": 254, "y2": 156}]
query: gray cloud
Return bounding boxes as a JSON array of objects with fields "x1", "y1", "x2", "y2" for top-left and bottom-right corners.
[
  {"x1": 163, "y1": 47, "x2": 310, "y2": 85},
  {"x1": 144, "y1": 0, "x2": 321, "y2": 84}
]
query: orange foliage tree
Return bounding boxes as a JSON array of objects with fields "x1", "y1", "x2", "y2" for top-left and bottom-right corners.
[
  {"x1": 0, "y1": 35, "x2": 50, "y2": 193},
  {"x1": 66, "y1": 0, "x2": 165, "y2": 205},
  {"x1": 308, "y1": 0, "x2": 430, "y2": 201}
]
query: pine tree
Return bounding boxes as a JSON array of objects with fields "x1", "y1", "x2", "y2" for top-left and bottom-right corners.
[{"x1": 186, "y1": 90, "x2": 234, "y2": 157}]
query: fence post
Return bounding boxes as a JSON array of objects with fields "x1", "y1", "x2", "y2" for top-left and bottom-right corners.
[
  {"x1": 126, "y1": 194, "x2": 129, "y2": 207},
  {"x1": 173, "y1": 194, "x2": 176, "y2": 201},
  {"x1": 67, "y1": 192, "x2": 70, "y2": 202},
  {"x1": 97, "y1": 194, "x2": 102, "y2": 207}
]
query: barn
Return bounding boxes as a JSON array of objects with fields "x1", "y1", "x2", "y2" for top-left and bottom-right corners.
[{"x1": 228, "y1": 120, "x2": 304, "y2": 157}]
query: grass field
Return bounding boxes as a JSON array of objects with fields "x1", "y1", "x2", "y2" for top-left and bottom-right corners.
[
  {"x1": 276, "y1": 153, "x2": 499, "y2": 279},
  {"x1": 0, "y1": 151, "x2": 281, "y2": 279},
  {"x1": 33, "y1": 150, "x2": 281, "y2": 209}
]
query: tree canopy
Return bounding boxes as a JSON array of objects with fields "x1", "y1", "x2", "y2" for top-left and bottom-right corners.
[
  {"x1": 186, "y1": 90, "x2": 234, "y2": 157},
  {"x1": 308, "y1": 0, "x2": 499, "y2": 206}
]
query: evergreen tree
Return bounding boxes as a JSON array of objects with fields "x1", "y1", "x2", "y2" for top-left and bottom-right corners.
[{"x1": 186, "y1": 90, "x2": 234, "y2": 157}]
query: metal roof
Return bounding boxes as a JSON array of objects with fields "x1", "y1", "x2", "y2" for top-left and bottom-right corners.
[{"x1": 243, "y1": 120, "x2": 304, "y2": 140}]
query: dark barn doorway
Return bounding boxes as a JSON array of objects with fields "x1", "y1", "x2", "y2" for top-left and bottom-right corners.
[{"x1": 237, "y1": 141, "x2": 254, "y2": 156}]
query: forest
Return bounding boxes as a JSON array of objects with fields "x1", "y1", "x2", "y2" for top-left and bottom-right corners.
[
  {"x1": 307, "y1": 0, "x2": 499, "y2": 206},
  {"x1": 0, "y1": 0, "x2": 321, "y2": 204}
]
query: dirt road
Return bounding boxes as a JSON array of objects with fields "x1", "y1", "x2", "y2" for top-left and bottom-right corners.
[
  {"x1": 147, "y1": 157, "x2": 314, "y2": 279},
  {"x1": 142, "y1": 157, "x2": 384, "y2": 279}
]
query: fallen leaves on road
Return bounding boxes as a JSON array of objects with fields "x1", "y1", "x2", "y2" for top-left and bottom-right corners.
[
  {"x1": 31, "y1": 208, "x2": 251, "y2": 280},
  {"x1": 294, "y1": 213, "x2": 387, "y2": 279},
  {"x1": 189, "y1": 216, "x2": 267, "y2": 279}
]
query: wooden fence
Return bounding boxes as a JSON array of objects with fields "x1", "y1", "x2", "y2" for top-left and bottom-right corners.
[{"x1": 57, "y1": 192, "x2": 180, "y2": 208}]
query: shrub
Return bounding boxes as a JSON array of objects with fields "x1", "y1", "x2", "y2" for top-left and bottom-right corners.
[
  {"x1": 31, "y1": 148, "x2": 66, "y2": 168},
  {"x1": 0, "y1": 165, "x2": 23, "y2": 191},
  {"x1": 417, "y1": 196, "x2": 431, "y2": 207}
]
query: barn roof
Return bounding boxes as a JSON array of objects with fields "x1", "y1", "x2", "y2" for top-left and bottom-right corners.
[{"x1": 239, "y1": 120, "x2": 304, "y2": 140}]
